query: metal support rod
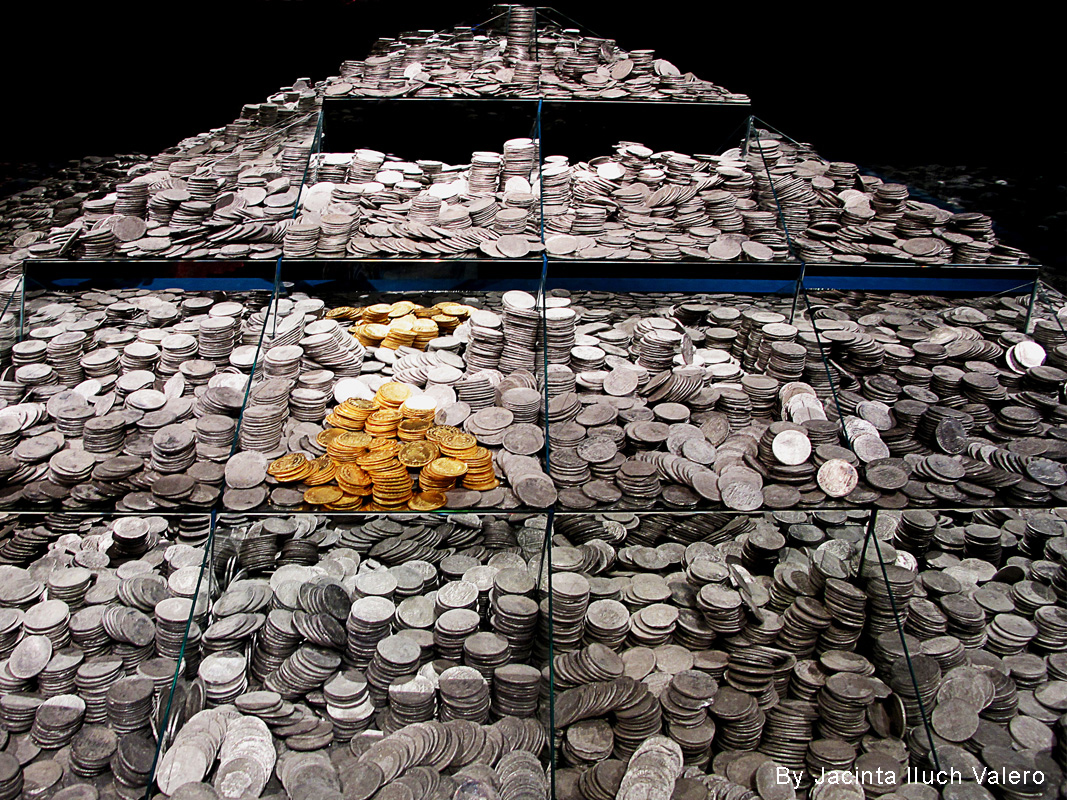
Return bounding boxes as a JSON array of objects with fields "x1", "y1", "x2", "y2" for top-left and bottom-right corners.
[
  {"x1": 789, "y1": 262, "x2": 807, "y2": 325},
  {"x1": 143, "y1": 509, "x2": 219, "y2": 800},
  {"x1": 742, "y1": 114, "x2": 754, "y2": 159},
  {"x1": 1024, "y1": 278, "x2": 1040, "y2": 334},
  {"x1": 866, "y1": 508, "x2": 943, "y2": 775},
  {"x1": 544, "y1": 505, "x2": 557, "y2": 800}
]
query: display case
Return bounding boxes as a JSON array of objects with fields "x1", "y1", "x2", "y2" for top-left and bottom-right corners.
[{"x1": 0, "y1": 5, "x2": 1065, "y2": 800}]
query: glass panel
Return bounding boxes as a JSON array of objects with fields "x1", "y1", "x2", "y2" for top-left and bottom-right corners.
[
  {"x1": 0, "y1": 279, "x2": 274, "y2": 515},
  {"x1": 153, "y1": 511, "x2": 552, "y2": 798},
  {"x1": 0, "y1": 511, "x2": 211, "y2": 800}
]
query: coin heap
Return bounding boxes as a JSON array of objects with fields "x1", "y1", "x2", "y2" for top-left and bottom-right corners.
[
  {"x1": 330, "y1": 7, "x2": 748, "y2": 103},
  {"x1": 551, "y1": 506, "x2": 1067, "y2": 799},
  {"x1": 0, "y1": 511, "x2": 557, "y2": 800},
  {"x1": 328, "y1": 299, "x2": 470, "y2": 352},
  {"x1": 7, "y1": 120, "x2": 320, "y2": 266},
  {"x1": 0, "y1": 287, "x2": 283, "y2": 512},
  {"x1": 532, "y1": 287, "x2": 1067, "y2": 511},
  {"x1": 288, "y1": 135, "x2": 1032, "y2": 267},
  {"x1": 1, "y1": 284, "x2": 1065, "y2": 514},
  {"x1": 268, "y1": 380, "x2": 501, "y2": 511}
]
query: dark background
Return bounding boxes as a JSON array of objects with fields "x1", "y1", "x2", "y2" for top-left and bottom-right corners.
[{"x1": 1, "y1": 0, "x2": 1063, "y2": 274}]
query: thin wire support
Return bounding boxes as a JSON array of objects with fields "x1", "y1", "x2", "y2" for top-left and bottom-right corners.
[
  {"x1": 142, "y1": 509, "x2": 219, "y2": 800},
  {"x1": 862, "y1": 510, "x2": 944, "y2": 775},
  {"x1": 747, "y1": 119, "x2": 807, "y2": 324},
  {"x1": 799, "y1": 284, "x2": 855, "y2": 452}
]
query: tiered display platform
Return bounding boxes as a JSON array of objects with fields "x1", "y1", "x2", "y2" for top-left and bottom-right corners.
[{"x1": 0, "y1": 6, "x2": 1064, "y2": 800}]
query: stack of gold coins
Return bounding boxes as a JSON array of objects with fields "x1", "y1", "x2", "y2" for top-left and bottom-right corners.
[
  {"x1": 326, "y1": 430, "x2": 373, "y2": 463},
  {"x1": 362, "y1": 303, "x2": 393, "y2": 323},
  {"x1": 419, "y1": 457, "x2": 469, "y2": 491},
  {"x1": 337, "y1": 463, "x2": 373, "y2": 497},
  {"x1": 325, "y1": 306, "x2": 361, "y2": 321},
  {"x1": 407, "y1": 490, "x2": 448, "y2": 511},
  {"x1": 267, "y1": 453, "x2": 315, "y2": 483},
  {"x1": 426, "y1": 425, "x2": 462, "y2": 445},
  {"x1": 435, "y1": 302, "x2": 470, "y2": 332},
  {"x1": 438, "y1": 431, "x2": 479, "y2": 460},
  {"x1": 368, "y1": 460, "x2": 415, "y2": 509},
  {"x1": 375, "y1": 383, "x2": 411, "y2": 409},
  {"x1": 401, "y1": 396, "x2": 436, "y2": 421},
  {"x1": 324, "y1": 492, "x2": 362, "y2": 511},
  {"x1": 365, "y1": 408, "x2": 402, "y2": 437},
  {"x1": 411, "y1": 318, "x2": 439, "y2": 349},
  {"x1": 460, "y1": 446, "x2": 498, "y2": 491},
  {"x1": 271, "y1": 380, "x2": 502, "y2": 511},
  {"x1": 302, "y1": 456, "x2": 338, "y2": 486},
  {"x1": 380, "y1": 317, "x2": 417, "y2": 349},
  {"x1": 397, "y1": 418, "x2": 432, "y2": 441},
  {"x1": 398, "y1": 440, "x2": 439, "y2": 469},
  {"x1": 341, "y1": 301, "x2": 472, "y2": 351},
  {"x1": 351, "y1": 322, "x2": 389, "y2": 348},
  {"x1": 327, "y1": 398, "x2": 376, "y2": 430}
]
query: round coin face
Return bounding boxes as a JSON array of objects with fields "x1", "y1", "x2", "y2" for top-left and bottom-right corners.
[
  {"x1": 817, "y1": 459, "x2": 859, "y2": 497},
  {"x1": 771, "y1": 430, "x2": 811, "y2": 465}
]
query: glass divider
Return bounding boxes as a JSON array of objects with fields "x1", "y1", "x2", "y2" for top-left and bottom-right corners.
[
  {"x1": 146, "y1": 509, "x2": 217, "y2": 798},
  {"x1": 0, "y1": 266, "x2": 23, "y2": 346},
  {"x1": 534, "y1": 93, "x2": 558, "y2": 799},
  {"x1": 859, "y1": 509, "x2": 945, "y2": 783},
  {"x1": 744, "y1": 120, "x2": 807, "y2": 324}
]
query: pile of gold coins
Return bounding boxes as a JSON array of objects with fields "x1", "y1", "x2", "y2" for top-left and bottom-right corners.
[
  {"x1": 268, "y1": 381, "x2": 498, "y2": 511},
  {"x1": 326, "y1": 300, "x2": 471, "y2": 350}
]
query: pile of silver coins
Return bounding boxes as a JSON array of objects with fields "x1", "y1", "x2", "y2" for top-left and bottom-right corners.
[
  {"x1": 288, "y1": 136, "x2": 1031, "y2": 266},
  {"x1": 1, "y1": 285, "x2": 1065, "y2": 515},
  {"x1": 0, "y1": 506, "x2": 1065, "y2": 799},
  {"x1": 549, "y1": 507, "x2": 1067, "y2": 800},
  {"x1": 0, "y1": 87, "x2": 320, "y2": 274},
  {"x1": 0, "y1": 512, "x2": 554, "y2": 800},
  {"x1": 0, "y1": 4, "x2": 1063, "y2": 800},
  {"x1": 328, "y1": 6, "x2": 748, "y2": 103},
  {"x1": 1, "y1": 123, "x2": 1035, "y2": 267}
]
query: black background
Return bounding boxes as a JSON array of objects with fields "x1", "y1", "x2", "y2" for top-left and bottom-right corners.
[{"x1": 1, "y1": 0, "x2": 1063, "y2": 270}]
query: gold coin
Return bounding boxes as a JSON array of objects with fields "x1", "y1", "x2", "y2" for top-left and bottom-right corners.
[
  {"x1": 326, "y1": 306, "x2": 359, "y2": 320},
  {"x1": 277, "y1": 464, "x2": 315, "y2": 483},
  {"x1": 303, "y1": 457, "x2": 338, "y2": 486},
  {"x1": 463, "y1": 477, "x2": 500, "y2": 491},
  {"x1": 324, "y1": 494, "x2": 363, "y2": 511},
  {"x1": 268, "y1": 453, "x2": 307, "y2": 477},
  {"x1": 368, "y1": 438, "x2": 400, "y2": 453},
  {"x1": 447, "y1": 432, "x2": 477, "y2": 449},
  {"x1": 362, "y1": 323, "x2": 390, "y2": 340},
  {"x1": 438, "y1": 303, "x2": 469, "y2": 318},
  {"x1": 304, "y1": 485, "x2": 344, "y2": 505},
  {"x1": 426, "y1": 425, "x2": 461, "y2": 443},
  {"x1": 398, "y1": 440, "x2": 440, "y2": 468},
  {"x1": 408, "y1": 491, "x2": 448, "y2": 511},
  {"x1": 317, "y1": 428, "x2": 346, "y2": 446},
  {"x1": 427, "y1": 458, "x2": 468, "y2": 478},
  {"x1": 336, "y1": 431, "x2": 373, "y2": 449},
  {"x1": 358, "y1": 452, "x2": 400, "y2": 470},
  {"x1": 376, "y1": 383, "x2": 412, "y2": 407},
  {"x1": 338, "y1": 463, "x2": 372, "y2": 484},
  {"x1": 368, "y1": 408, "x2": 402, "y2": 422},
  {"x1": 463, "y1": 446, "x2": 493, "y2": 462}
]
